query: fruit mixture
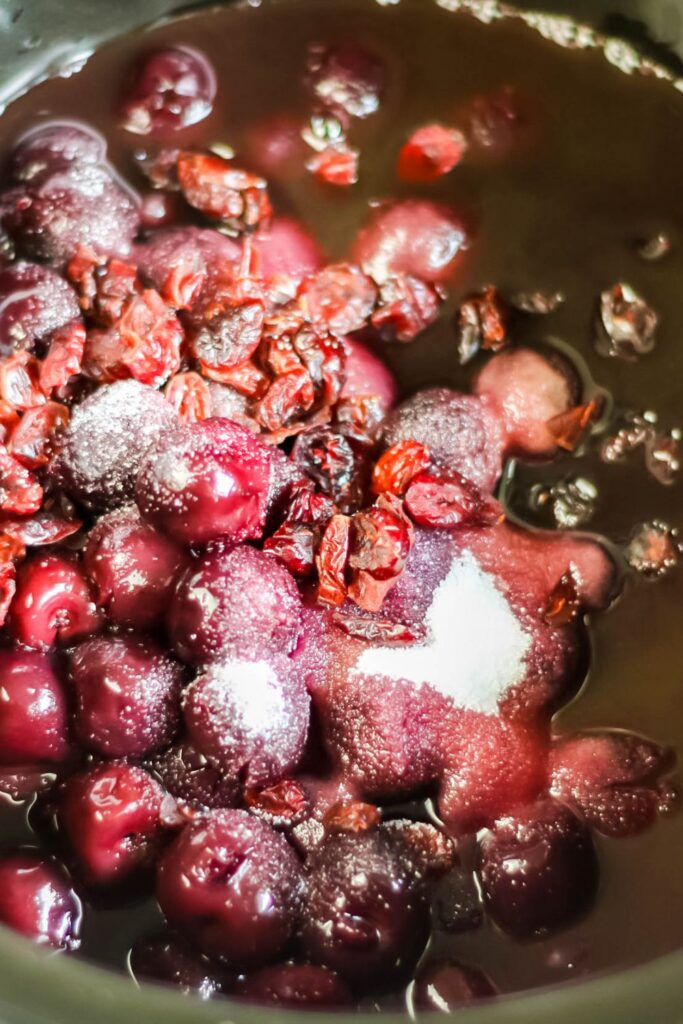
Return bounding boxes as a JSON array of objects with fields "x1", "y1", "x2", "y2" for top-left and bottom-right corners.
[{"x1": 0, "y1": 0, "x2": 678, "y2": 1014}]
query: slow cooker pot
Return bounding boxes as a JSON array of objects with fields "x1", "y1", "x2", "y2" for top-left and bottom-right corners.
[{"x1": 0, "y1": 1, "x2": 681, "y2": 1022}]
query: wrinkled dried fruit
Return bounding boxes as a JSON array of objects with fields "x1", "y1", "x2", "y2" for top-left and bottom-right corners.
[
  {"x1": 371, "y1": 275, "x2": 441, "y2": 343},
  {"x1": 543, "y1": 570, "x2": 582, "y2": 626},
  {"x1": 597, "y1": 284, "x2": 658, "y2": 360},
  {"x1": 245, "y1": 779, "x2": 310, "y2": 828},
  {"x1": 332, "y1": 612, "x2": 425, "y2": 645},
  {"x1": 397, "y1": 124, "x2": 467, "y2": 182},
  {"x1": 625, "y1": 521, "x2": 680, "y2": 578},
  {"x1": 202, "y1": 359, "x2": 267, "y2": 397},
  {"x1": 372, "y1": 440, "x2": 431, "y2": 496},
  {"x1": 509, "y1": 290, "x2": 565, "y2": 315},
  {"x1": 307, "y1": 144, "x2": 359, "y2": 187},
  {"x1": 264, "y1": 521, "x2": 319, "y2": 577},
  {"x1": 299, "y1": 264, "x2": 377, "y2": 337},
  {"x1": 456, "y1": 287, "x2": 508, "y2": 364},
  {"x1": 547, "y1": 399, "x2": 600, "y2": 452},
  {"x1": 404, "y1": 472, "x2": 502, "y2": 530},
  {"x1": 8, "y1": 402, "x2": 69, "y2": 469},
  {"x1": 348, "y1": 494, "x2": 414, "y2": 611},
  {"x1": 334, "y1": 394, "x2": 385, "y2": 447},
  {"x1": 0, "y1": 353, "x2": 46, "y2": 411},
  {"x1": 292, "y1": 428, "x2": 365, "y2": 513},
  {"x1": 177, "y1": 152, "x2": 272, "y2": 231},
  {"x1": 316, "y1": 513, "x2": 351, "y2": 607},
  {"x1": 164, "y1": 372, "x2": 212, "y2": 423},
  {"x1": 1, "y1": 508, "x2": 81, "y2": 547},
  {"x1": 324, "y1": 800, "x2": 381, "y2": 834},
  {"x1": 0, "y1": 446, "x2": 42, "y2": 514},
  {"x1": 39, "y1": 323, "x2": 86, "y2": 395}
]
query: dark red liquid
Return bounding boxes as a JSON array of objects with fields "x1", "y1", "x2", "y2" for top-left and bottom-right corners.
[{"x1": 0, "y1": 0, "x2": 681, "y2": 1005}]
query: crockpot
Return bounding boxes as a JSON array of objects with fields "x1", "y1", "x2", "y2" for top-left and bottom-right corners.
[{"x1": 0, "y1": 2, "x2": 681, "y2": 1022}]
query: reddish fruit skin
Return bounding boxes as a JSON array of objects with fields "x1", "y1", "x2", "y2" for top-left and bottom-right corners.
[
  {"x1": 342, "y1": 338, "x2": 397, "y2": 412},
  {"x1": 58, "y1": 762, "x2": 170, "y2": 887},
  {"x1": 300, "y1": 831, "x2": 430, "y2": 988},
  {"x1": 84, "y1": 505, "x2": 187, "y2": 631},
  {"x1": 8, "y1": 553, "x2": 102, "y2": 651},
  {"x1": 156, "y1": 809, "x2": 304, "y2": 964},
  {"x1": 69, "y1": 635, "x2": 183, "y2": 758},
  {"x1": 478, "y1": 799, "x2": 599, "y2": 937},
  {"x1": 0, "y1": 851, "x2": 81, "y2": 950},
  {"x1": 0, "y1": 650, "x2": 69, "y2": 763},
  {"x1": 411, "y1": 959, "x2": 497, "y2": 1010},
  {"x1": 238, "y1": 963, "x2": 352, "y2": 1007},
  {"x1": 150, "y1": 739, "x2": 240, "y2": 811},
  {"x1": 168, "y1": 545, "x2": 302, "y2": 666},
  {"x1": 136, "y1": 418, "x2": 274, "y2": 547},
  {"x1": 397, "y1": 124, "x2": 467, "y2": 183},
  {"x1": 130, "y1": 930, "x2": 226, "y2": 998},
  {"x1": 0, "y1": 261, "x2": 81, "y2": 359},
  {"x1": 120, "y1": 46, "x2": 216, "y2": 136}
]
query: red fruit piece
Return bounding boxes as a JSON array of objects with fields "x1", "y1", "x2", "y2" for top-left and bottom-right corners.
[
  {"x1": 120, "y1": 46, "x2": 216, "y2": 135},
  {"x1": 69, "y1": 635, "x2": 183, "y2": 758},
  {"x1": 164, "y1": 371, "x2": 212, "y2": 423},
  {"x1": 324, "y1": 800, "x2": 381, "y2": 834},
  {"x1": 0, "y1": 444, "x2": 43, "y2": 514},
  {"x1": 136, "y1": 418, "x2": 274, "y2": 547},
  {"x1": 404, "y1": 471, "x2": 503, "y2": 530},
  {"x1": 0, "y1": 649, "x2": 69, "y2": 763},
  {"x1": 0, "y1": 852, "x2": 81, "y2": 950},
  {"x1": 177, "y1": 152, "x2": 272, "y2": 231},
  {"x1": 353, "y1": 200, "x2": 468, "y2": 284},
  {"x1": 135, "y1": 226, "x2": 240, "y2": 307},
  {"x1": 547, "y1": 399, "x2": 601, "y2": 452},
  {"x1": 238, "y1": 963, "x2": 352, "y2": 1008},
  {"x1": 348, "y1": 495, "x2": 414, "y2": 612},
  {"x1": 316, "y1": 513, "x2": 351, "y2": 607},
  {"x1": 0, "y1": 401, "x2": 19, "y2": 444},
  {"x1": 550, "y1": 730, "x2": 675, "y2": 837},
  {"x1": 39, "y1": 322, "x2": 86, "y2": 394},
  {"x1": 457, "y1": 285, "x2": 509, "y2": 360},
  {"x1": 307, "y1": 144, "x2": 360, "y2": 187},
  {"x1": 398, "y1": 124, "x2": 467, "y2": 182},
  {"x1": 0, "y1": 507, "x2": 81, "y2": 548},
  {"x1": 543, "y1": 570, "x2": 582, "y2": 626},
  {"x1": 254, "y1": 217, "x2": 323, "y2": 285},
  {"x1": 184, "y1": 658, "x2": 310, "y2": 788},
  {"x1": 84, "y1": 289, "x2": 183, "y2": 388},
  {"x1": 264, "y1": 521, "x2": 319, "y2": 578},
  {"x1": 8, "y1": 401, "x2": 69, "y2": 469},
  {"x1": 67, "y1": 248, "x2": 140, "y2": 326},
  {"x1": 341, "y1": 337, "x2": 397, "y2": 413},
  {"x1": 292, "y1": 427, "x2": 366, "y2": 513},
  {"x1": 244, "y1": 779, "x2": 310, "y2": 829},
  {"x1": 307, "y1": 42, "x2": 384, "y2": 120},
  {"x1": 411, "y1": 959, "x2": 497, "y2": 1011},
  {"x1": 0, "y1": 261, "x2": 81, "y2": 359},
  {"x1": 0, "y1": 351, "x2": 46, "y2": 411},
  {"x1": 156, "y1": 809, "x2": 304, "y2": 964},
  {"x1": 381, "y1": 820, "x2": 457, "y2": 879},
  {"x1": 372, "y1": 440, "x2": 431, "y2": 496},
  {"x1": 188, "y1": 261, "x2": 265, "y2": 372},
  {"x1": 298, "y1": 263, "x2": 377, "y2": 336},
  {"x1": 8, "y1": 553, "x2": 102, "y2": 651},
  {"x1": 59, "y1": 762, "x2": 171, "y2": 887},
  {"x1": 151, "y1": 740, "x2": 240, "y2": 812},
  {"x1": 371, "y1": 274, "x2": 442, "y2": 343},
  {"x1": 332, "y1": 613, "x2": 424, "y2": 645}
]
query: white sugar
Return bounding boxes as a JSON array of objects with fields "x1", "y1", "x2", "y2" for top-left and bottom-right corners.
[{"x1": 352, "y1": 552, "x2": 530, "y2": 715}]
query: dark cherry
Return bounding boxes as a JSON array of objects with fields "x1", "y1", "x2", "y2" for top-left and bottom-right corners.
[
  {"x1": 58, "y1": 762, "x2": 171, "y2": 887},
  {"x1": 69, "y1": 635, "x2": 183, "y2": 758},
  {"x1": 130, "y1": 930, "x2": 227, "y2": 999},
  {"x1": 183, "y1": 658, "x2": 310, "y2": 788},
  {"x1": 0, "y1": 261, "x2": 81, "y2": 359},
  {"x1": 84, "y1": 504, "x2": 187, "y2": 631},
  {"x1": 8, "y1": 553, "x2": 102, "y2": 651},
  {"x1": 120, "y1": 46, "x2": 216, "y2": 136},
  {"x1": 0, "y1": 851, "x2": 81, "y2": 950},
  {"x1": 156, "y1": 809, "x2": 304, "y2": 964},
  {"x1": 306, "y1": 42, "x2": 384, "y2": 120},
  {"x1": 300, "y1": 831, "x2": 430, "y2": 989},
  {"x1": 0, "y1": 649, "x2": 69, "y2": 763},
  {"x1": 238, "y1": 962, "x2": 352, "y2": 1008},
  {"x1": 410, "y1": 959, "x2": 497, "y2": 1012},
  {"x1": 168, "y1": 544, "x2": 302, "y2": 666},
  {"x1": 150, "y1": 738, "x2": 240, "y2": 811},
  {"x1": 135, "y1": 418, "x2": 274, "y2": 547},
  {"x1": 477, "y1": 799, "x2": 599, "y2": 937},
  {"x1": 53, "y1": 379, "x2": 178, "y2": 512},
  {"x1": 10, "y1": 122, "x2": 104, "y2": 175}
]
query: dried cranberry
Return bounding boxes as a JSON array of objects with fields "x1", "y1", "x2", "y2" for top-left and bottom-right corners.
[
  {"x1": 177, "y1": 152, "x2": 272, "y2": 231},
  {"x1": 189, "y1": 273, "x2": 265, "y2": 372},
  {"x1": 298, "y1": 263, "x2": 377, "y2": 336},
  {"x1": 0, "y1": 401, "x2": 19, "y2": 444},
  {"x1": 286, "y1": 480, "x2": 337, "y2": 526},
  {"x1": 372, "y1": 440, "x2": 431, "y2": 496},
  {"x1": 0, "y1": 351, "x2": 46, "y2": 411},
  {"x1": 120, "y1": 46, "x2": 216, "y2": 135},
  {"x1": 264, "y1": 521, "x2": 319, "y2": 577},
  {"x1": 347, "y1": 494, "x2": 414, "y2": 611},
  {"x1": 1, "y1": 507, "x2": 81, "y2": 547},
  {"x1": 324, "y1": 800, "x2": 381, "y2": 834},
  {"x1": 456, "y1": 286, "x2": 509, "y2": 363},
  {"x1": 244, "y1": 779, "x2": 310, "y2": 829},
  {"x1": 202, "y1": 359, "x2": 267, "y2": 397},
  {"x1": 332, "y1": 612, "x2": 424, "y2": 645},
  {"x1": 316, "y1": 513, "x2": 351, "y2": 607},
  {"x1": 543, "y1": 570, "x2": 582, "y2": 626},
  {"x1": 307, "y1": 144, "x2": 360, "y2": 187},
  {"x1": 68, "y1": 249, "x2": 140, "y2": 325},
  {"x1": 371, "y1": 274, "x2": 441, "y2": 343},
  {"x1": 256, "y1": 369, "x2": 316, "y2": 432},
  {"x1": 0, "y1": 445, "x2": 43, "y2": 515},
  {"x1": 398, "y1": 124, "x2": 467, "y2": 182},
  {"x1": 164, "y1": 372, "x2": 212, "y2": 423},
  {"x1": 292, "y1": 427, "x2": 365, "y2": 513},
  {"x1": 39, "y1": 322, "x2": 86, "y2": 394},
  {"x1": 404, "y1": 471, "x2": 502, "y2": 529},
  {"x1": 547, "y1": 399, "x2": 600, "y2": 452},
  {"x1": 8, "y1": 401, "x2": 69, "y2": 469},
  {"x1": 334, "y1": 394, "x2": 386, "y2": 447}
]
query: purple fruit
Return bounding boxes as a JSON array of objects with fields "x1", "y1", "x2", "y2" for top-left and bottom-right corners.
[
  {"x1": 238, "y1": 962, "x2": 352, "y2": 1008},
  {"x1": 168, "y1": 544, "x2": 302, "y2": 665},
  {"x1": 0, "y1": 851, "x2": 81, "y2": 950},
  {"x1": 8, "y1": 553, "x2": 102, "y2": 652},
  {"x1": 0, "y1": 650, "x2": 69, "y2": 764},
  {"x1": 120, "y1": 46, "x2": 216, "y2": 136},
  {"x1": 0, "y1": 261, "x2": 81, "y2": 358},
  {"x1": 130, "y1": 930, "x2": 226, "y2": 998},
  {"x1": 183, "y1": 658, "x2": 310, "y2": 788},
  {"x1": 150, "y1": 739, "x2": 240, "y2": 811},
  {"x1": 156, "y1": 809, "x2": 303, "y2": 964},
  {"x1": 69, "y1": 635, "x2": 183, "y2": 758}
]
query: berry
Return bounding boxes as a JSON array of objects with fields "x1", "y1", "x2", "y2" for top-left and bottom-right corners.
[
  {"x1": 168, "y1": 544, "x2": 302, "y2": 665},
  {"x1": 477, "y1": 799, "x2": 599, "y2": 936},
  {"x1": 0, "y1": 261, "x2": 81, "y2": 359},
  {"x1": 0, "y1": 851, "x2": 81, "y2": 950},
  {"x1": 177, "y1": 153, "x2": 271, "y2": 232},
  {"x1": 183, "y1": 658, "x2": 310, "y2": 788},
  {"x1": 58, "y1": 762, "x2": 170, "y2": 887},
  {"x1": 397, "y1": 124, "x2": 467, "y2": 183},
  {"x1": 130, "y1": 930, "x2": 226, "y2": 998},
  {"x1": 300, "y1": 831, "x2": 430, "y2": 988},
  {"x1": 238, "y1": 963, "x2": 351, "y2": 1007},
  {"x1": 8, "y1": 553, "x2": 102, "y2": 651},
  {"x1": 120, "y1": 47, "x2": 216, "y2": 135},
  {"x1": 136, "y1": 418, "x2": 273, "y2": 547},
  {"x1": 156, "y1": 809, "x2": 304, "y2": 964},
  {"x1": 84, "y1": 504, "x2": 187, "y2": 631},
  {"x1": 298, "y1": 264, "x2": 377, "y2": 336},
  {"x1": 307, "y1": 42, "x2": 384, "y2": 120},
  {"x1": 341, "y1": 338, "x2": 397, "y2": 413},
  {"x1": 69, "y1": 635, "x2": 183, "y2": 758},
  {"x1": 53, "y1": 379, "x2": 177, "y2": 511},
  {"x1": 0, "y1": 649, "x2": 69, "y2": 763},
  {"x1": 150, "y1": 739, "x2": 240, "y2": 811},
  {"x1": 255, "y1": 217, "x2": 323, "y2": 284}
]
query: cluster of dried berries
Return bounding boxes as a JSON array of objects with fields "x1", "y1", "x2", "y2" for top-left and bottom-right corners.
[
  {"x1": 595, "y1": 283, "x2": 659, "y2": 361},
  {"x1": 600, "y1": 410, "x2": 680, "y2": 487}
]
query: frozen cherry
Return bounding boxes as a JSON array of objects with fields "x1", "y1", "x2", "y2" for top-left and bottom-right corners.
[
  {"x1": 168, "y1": 544, "x2": 302, "y2": 665},
  {"x1": 69, "y1": 635, "x2": 183, "y2": 758},
  {"x1": 0, "y1": 851, "x2": 81, "y2": 950},
  {"x1": 410, "y1": 959, "x2": 497, "y2": 1011},
  {"x1": 120, "y1": 46, "x2": 216, "y2": 135},
  {"x1": 156, "y1": 809, "x2": 304, "y2": 964},
  {"x1": 307, "y1": 42, "x2": 384, "y2": 119},
  {"x1": 10, "y1": 122, "x2": 104, "y2": 175},
  {"x1": 0, "y1": 649, "x2": 69, "y2": 763},
  {"x1": 0, "y1": 261, "x2": 81, "y2": 359},
  {"x1": 352, "y1": 200, "x2": 468, "y2": 284},
  {"x1": 53, "y1": 379, "x2": 177, "y2": 511},
  {"x1": 478, "y1": 799, "x2": 599, "y2": 937},
  {"x1": 183, "y1": 658, "x2": 310, "y2": 788},
  {"x1": 136, "y1": 418, "x2": 273, "y2": 547},
  {"x1": 8, "y1": 553, "x2": 102, "y2": 651},
  {"x1": 150, "y1": 739, "x2": 240, "y2": 810},
  {"x1": 239, "y1": 962, "x2": 352, "y2": 1007},
  {"x1": 300, "y1": 831, "x2": 430, "y2": 988},
  {"x1": 342, "y1": 338, "x2": 397, "y2": 412},
  {"x1": 130, "y1": 930, "x2": 226, "y2": 999},
  {"x1": 58, "y1": 762, "x2": 170, "y2": 887},
  {"x1": 84, "y1": 504, "x2": 187, "y2": 631}
]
